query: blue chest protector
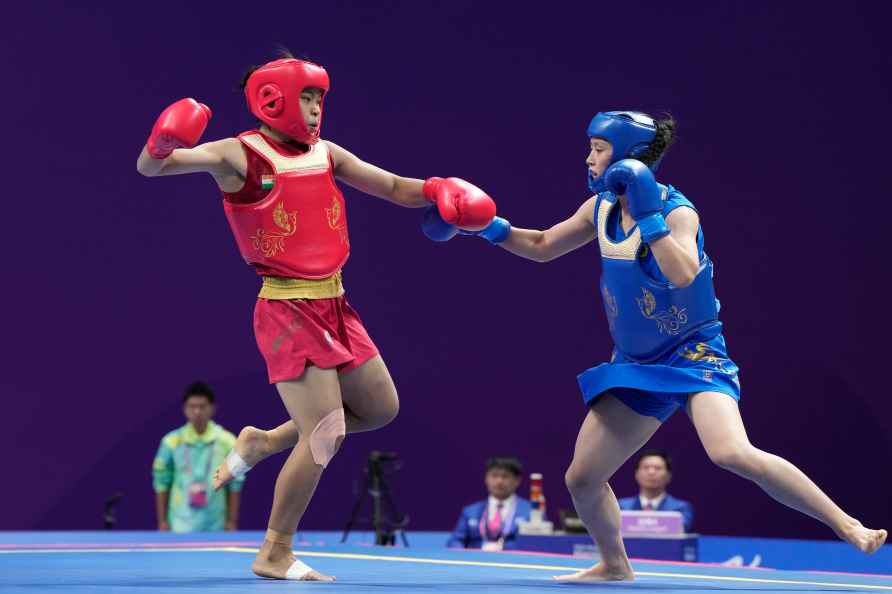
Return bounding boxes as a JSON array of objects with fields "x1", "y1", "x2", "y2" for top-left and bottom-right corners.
[{"x1": 596, "y1": 185, "x2": 720, "y2": 362}]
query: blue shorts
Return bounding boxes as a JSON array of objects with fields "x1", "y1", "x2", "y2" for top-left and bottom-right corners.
[{"x1": 577, "y1": 329, "x2": 741, "y2": 422}]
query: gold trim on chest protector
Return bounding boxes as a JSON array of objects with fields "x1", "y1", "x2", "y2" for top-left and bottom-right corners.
[
  {"x1": 596, "y1": 187, "x2": 668, "y2": 261},
  {"x1": 241, "y1": 134, "x2": 330, "y2": 174}
]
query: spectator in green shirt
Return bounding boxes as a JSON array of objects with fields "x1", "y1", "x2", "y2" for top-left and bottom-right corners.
[{"x1": 152, "y1": 382, "x2": 244, "y2": 532}]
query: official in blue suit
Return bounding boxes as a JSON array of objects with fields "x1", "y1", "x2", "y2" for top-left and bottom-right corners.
[
  {"x1": 447, "y1": 457, "x2": 531, "y2": 550},
  {"x1": 617, "y1": 449, "x2": 693, "y2": 532}
]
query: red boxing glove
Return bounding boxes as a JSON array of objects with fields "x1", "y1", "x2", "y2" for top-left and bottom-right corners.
[
  {"x1": 422, "y1": 177, "x2": 496, "y2": 231},
  {"x1": 146, "y1": 98, "x2": 212, "y2": 159}
]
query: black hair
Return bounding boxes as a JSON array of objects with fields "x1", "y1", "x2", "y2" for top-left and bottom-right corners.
[
  {"x1": 636, "y1": 113, "x2": 677, "y2": 167},
  {"x1": 634, "y1": 448, "x2": 673, "y2": 473},
  {"x1": 486, "y1": 457, "x2": 523, "y2": 477},
  {"x1": 182, "y1": 381, "x2": 215, "y2": 404},
  {"x1": 239, "y1": 47, "x2": 307, "y2": 90}
]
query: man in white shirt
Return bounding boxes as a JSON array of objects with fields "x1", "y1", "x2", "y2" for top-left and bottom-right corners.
[
  {"x1": 446, "y1": 457, "x2": 533, "y2": 550},
  {"x1": 618, "y1": 449, "x2": 694, "y2": 531}
]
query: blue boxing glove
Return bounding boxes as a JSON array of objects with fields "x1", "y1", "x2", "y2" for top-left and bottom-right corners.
[
  {"x1": 421, "y1": 205, "x2": 511, "y2": 244},
  {"x1": 603, "y1": 159, "x2": 669, "y2": 243},
  {"x1": 422, "y1": 204, "x2": 460, "y2": 241}
]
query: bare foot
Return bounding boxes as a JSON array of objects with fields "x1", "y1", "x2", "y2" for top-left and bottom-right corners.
[
  {"x1": 251, "y1": 541, "x2": 335, "y2": 581},
  {"x1": 553, "y1": 561, "x2": 634, "y2": 582},
  {"x1": 839, "y1": 521, "x2": 887, "y2": 554},
  {"x1": 212, "y1": 426, "x2": 270, "y2": 491}
]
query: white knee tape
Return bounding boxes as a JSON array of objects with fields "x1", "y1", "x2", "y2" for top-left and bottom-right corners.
[{"x1": 309, "y1": 408, "x2": 345, "y2": 468}]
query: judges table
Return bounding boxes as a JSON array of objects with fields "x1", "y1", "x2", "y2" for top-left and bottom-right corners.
[{"x1": 514, "y1": 510, "x2": 698, "y2": 561}]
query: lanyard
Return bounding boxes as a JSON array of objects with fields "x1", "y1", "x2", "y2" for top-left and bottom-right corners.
[{"x1": 182, "y1": 438, "x2": 215, "y2": 480}]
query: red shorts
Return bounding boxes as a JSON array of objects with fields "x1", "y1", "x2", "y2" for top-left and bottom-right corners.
[{"x1": 253, "y1": 296, "x2": 380, "y2": 384}]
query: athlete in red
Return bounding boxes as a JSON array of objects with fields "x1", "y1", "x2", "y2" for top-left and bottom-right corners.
[{"x1": 137, "y1": 53, "x2": 496, "y2": 581}]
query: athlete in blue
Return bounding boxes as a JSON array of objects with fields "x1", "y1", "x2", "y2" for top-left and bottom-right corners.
[{"x1": 424, "y1": 111, "x2": 887, "y2": 582}]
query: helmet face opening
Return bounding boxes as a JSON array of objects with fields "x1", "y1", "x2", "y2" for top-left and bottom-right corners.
[
  {"x1": 586, "y1": 111, "x2": 658, "y2": 193},
  {"x1": 245, "y1": 59, "x2": 330, "y2": 144}
]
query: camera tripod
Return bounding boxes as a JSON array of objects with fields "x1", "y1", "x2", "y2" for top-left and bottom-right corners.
[{"x1": 341, "y1": 451, "x2": 409, "y2": 546}]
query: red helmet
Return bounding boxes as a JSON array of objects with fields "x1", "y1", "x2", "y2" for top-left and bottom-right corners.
[{"x1": 244, "y1": 59, "x2": 330, "y2": 144}]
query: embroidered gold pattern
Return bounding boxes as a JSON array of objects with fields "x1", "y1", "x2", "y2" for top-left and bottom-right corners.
[
  {"x1": 325, "y1": 195, "x2": 349, "y2": 245},
  {"x1": 636, "y1": 287, "x2": 688, "y2": 335},
  {"x1": 326, "y1": 196, "x2": 341, "y2": 229},
  {"x1": 679, "y1": 342, "x2": 727, "y2": 370},
  {"x1": 251, "y1": 201, "x2": 298, "y2": 257}
]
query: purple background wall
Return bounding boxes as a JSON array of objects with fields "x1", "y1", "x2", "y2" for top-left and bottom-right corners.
[{"x1": 4, "y1": 2, "x2": 890, "y2": 540}]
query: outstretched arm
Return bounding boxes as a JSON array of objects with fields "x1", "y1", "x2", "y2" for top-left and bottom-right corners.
[
  {"x1": 496, "y1": 197, "x2": 597, "y2": 262},
  {"x1": 425, "y1": 197, "x2": 597, "y2": 262},
  {"x1": 326, "y1": 141, "x2": 427, "y2": 208}
]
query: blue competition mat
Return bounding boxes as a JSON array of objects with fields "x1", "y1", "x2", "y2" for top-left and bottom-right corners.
[{"x1": 2, "y1": 532, "x2": 890, "y2": 593}]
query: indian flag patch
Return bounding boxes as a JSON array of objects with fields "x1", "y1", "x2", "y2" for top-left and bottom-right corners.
[{"x1": 261, "y1": 175, "x2": 275, "y2": 190}]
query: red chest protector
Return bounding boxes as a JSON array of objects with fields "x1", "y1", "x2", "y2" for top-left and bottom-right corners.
[{"x1": 223, "y1": 132, "x2": 349, "y2": 279}]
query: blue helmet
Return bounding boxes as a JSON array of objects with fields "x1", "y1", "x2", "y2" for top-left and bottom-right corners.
[{"x1": 587, "y1": 111, "x2": 657, "y2": 193}]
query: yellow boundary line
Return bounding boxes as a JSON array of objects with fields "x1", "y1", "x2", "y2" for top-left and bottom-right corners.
[{"x1": 3, "y1": 546, "x2": 890, "y2": 591}]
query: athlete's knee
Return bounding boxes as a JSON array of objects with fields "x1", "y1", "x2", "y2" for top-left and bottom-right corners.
[
  {"x1": 377, "y1": 392, "x2": 399, "y2": 427},
  {"x1": 564, "y1": 468, "x2": 587, "y2": 494},
  {"x1": 707, "y1": 442, "x2": 761, "y2": 476},
  {"x1": 361, "y1": 388, "x2": 400, "y2": 430},
  {"x1": 564, "y1": 462, "x2": 608, "y2": 495},
  {"x1": 309, "y1": 408, "x2": 346, "y2": 468}
]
